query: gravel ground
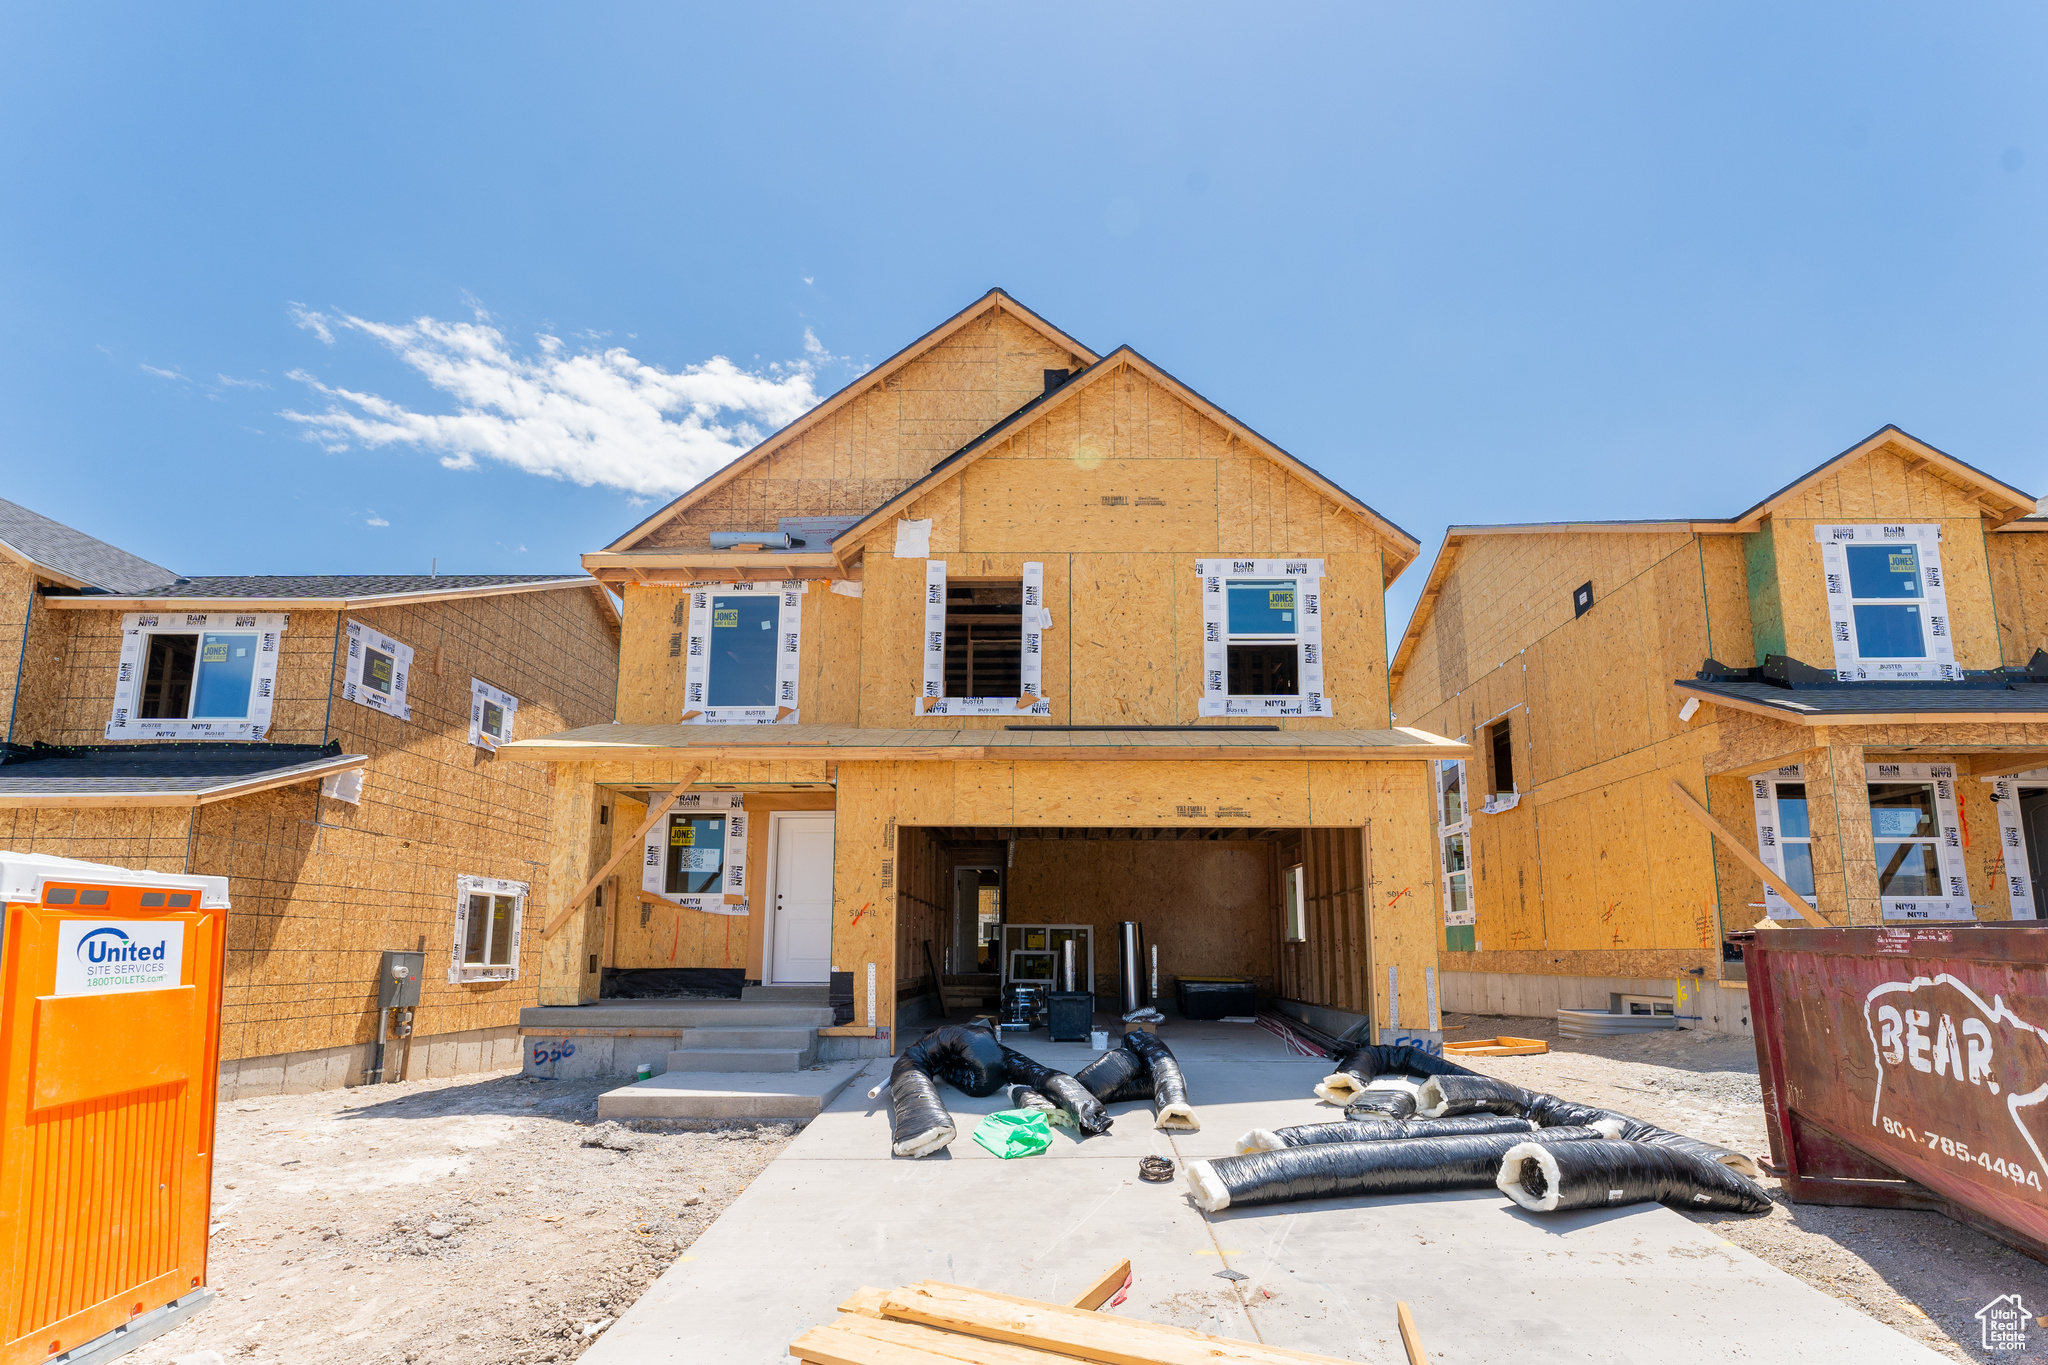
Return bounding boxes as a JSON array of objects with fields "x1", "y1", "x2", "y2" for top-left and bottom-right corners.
[
  {"x1": 1447, "y1": 1012, "x2": 2048, "y2": 1363},
  {"x1": 128, "y1": 1068, "x2": 794, "y2": 1365}
]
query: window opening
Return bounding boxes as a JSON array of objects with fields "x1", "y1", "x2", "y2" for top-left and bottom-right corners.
[
  {"x1": 916, "y1": 560, "x2": 1049, "y2": 716},
  {"x1": 1197, "y1": 558, "x2": 1329, "y2": 718},
  {"x1": 469, "y1": 678, "x2": 520, "y2": 750},
  {"x1": 1863, "y1": 761, "x2": 1969, "y2": 920},
  {"x1": 1489, "y1": 719, "x2": 1515, "y2": 796},
  {"x1": 1987, "y1": 772, "x2": 2048, "y2": 920},
  {"x1": 944, "y1": 582, "x2": 1023, "y2": 698},
  {"x1": 1816, "y1": 525, "x2": 1954, "y2": 680},
  {"x1": 450, "y1": 875, "x2": 527, "y2": 982},
  {"x1": 640, "y1": 793, "x2": 748, "y2": 915},
  {"x1": 1749, "y1": 765, "x2": 1817, "y2": 920},
  {"x1": 683, "y1": 581, "x2": 805, "y2": 723},
  {"x1": 1437, "y1": 759, "x2": 1474, "y2": 933},
  {"x1": 342, "y1": 619, "x2": 414, "y2": 720},
  {"x1": 110, "y1": 611, "x2": 285, "y2": 740},
  {"x1": 1283, "y1": 863, "x2": 1306, "y2": 942}
]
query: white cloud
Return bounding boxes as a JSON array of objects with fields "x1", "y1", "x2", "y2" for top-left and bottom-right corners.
[
  {"x1": 280, "y1": 311, "x2": 830, "y2": 496},
  {"x1": 216, "y1": 373, "x2": 270, "y2": 390},
  {"x1": 366, "y1": 511, "x2": 390, "y2": 527},
  {"x1": 290, "y1": 304, "x2": 335, "y2": 345},
  {"x1": 140, "y1": 363, "x2": 187, "y2": 381}
]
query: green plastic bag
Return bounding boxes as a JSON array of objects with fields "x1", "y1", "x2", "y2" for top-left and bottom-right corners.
[{"x1": 972, "y1": 1108, "x2": 1053, "y2": 1159}]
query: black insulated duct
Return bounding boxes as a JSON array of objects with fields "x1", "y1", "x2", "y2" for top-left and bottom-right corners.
[{"x1": 1497, "y1": 1139, "x2": 1772, "y2": 1215}]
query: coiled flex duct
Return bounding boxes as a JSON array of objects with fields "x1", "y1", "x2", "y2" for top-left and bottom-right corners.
[
  {"x1": 884, "y1": 1021, "x2": 1103, "y2": 1157},
  {"x1": 1186, "y1": 1124, "x2": 1611, "y2": 1212},
  {"x1": 1496, "y1": 1139, "x2": 1772, "y2": 1215},
  {"x1": 1314, "y1": 1044, "x2": 1473, "y2": 1106},
  {"x1": 1075, "y1": 1031, "x2": 1200, "y2": 1131},
  {"x1": 1236, "y1": 1113, "x2": 1536, "y2": 1153}
]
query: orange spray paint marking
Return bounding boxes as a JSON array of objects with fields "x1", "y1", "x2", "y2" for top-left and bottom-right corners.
[
  {"x1": 849, "y1": 901, "x2": 873, "y2": 927},
  {"x1": 1385, "y1": 887, "x2": 1412, "y2": 908}
]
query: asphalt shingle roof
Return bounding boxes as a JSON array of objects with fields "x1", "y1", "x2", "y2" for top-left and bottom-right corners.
[
  {"x1": 1679, "y1": 677, "x2": 2048, "y2": 717},
  {"x1": 0, "y1": 742, "x2": 362, "y2": 799},
  {"x1": 110, "y1": 574, "x2": 585, "y2": 599},
  {"x1": 0, "y1": 497, "x2": 178, "y2": 594}
]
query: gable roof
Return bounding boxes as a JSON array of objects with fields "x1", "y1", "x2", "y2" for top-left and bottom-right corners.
[
  {"x1": 0, "y1": 497, "x2": 179, "y2": 594},
  {"x1": 602, "y1": 289, "x2": 1099, "y2": 554},
  {"x1": 1386, "y1": 424, "x2": 2038, "y2": 691},
  {"x1": 827, "y1": 345, "x2": 1423, "y2": 582}
]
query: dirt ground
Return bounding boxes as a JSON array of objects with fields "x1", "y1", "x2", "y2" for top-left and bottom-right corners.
[
  {"x1": 130, "y1": 1069, "x2": 793, "y2": 1365},
  {"x1": 1448, "y1": 1011, "x2": 2048, "y2": 1363}
]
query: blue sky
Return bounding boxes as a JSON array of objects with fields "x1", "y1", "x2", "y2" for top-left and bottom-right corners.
[{"x1": 2, "y1": 5, "x2": 2043, "y2": 646}]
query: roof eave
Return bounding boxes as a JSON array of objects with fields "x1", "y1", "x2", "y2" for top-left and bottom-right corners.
[
  {"x1": 40, "y1": 577, "x2": 602, "y2": 612},
  {"x1": 0, "y1": 752, "x2": 368, "y2": 808}
]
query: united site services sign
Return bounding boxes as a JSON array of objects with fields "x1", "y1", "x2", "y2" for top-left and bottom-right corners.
[{"x1": 53, "y1": 920, "x2": 185, "y2": 996}]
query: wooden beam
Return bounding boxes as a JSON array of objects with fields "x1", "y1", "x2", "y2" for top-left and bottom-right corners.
[
  {"x1": 1069, "y1": 1259, "x2": 1131, "y2": 1311},
  {"x1": 1397, "y1": 1302, "x2": 1430, "y2": 1365},
  {"x1": 1967, "y1": 753, "x2": 2048, "y2": 781},
  {"x1": 1667, "y1": 780, "x2": 1828, "y2": 928},
  {"x1": 542, "y1": 764, "x2": 702, "y2": 939}
]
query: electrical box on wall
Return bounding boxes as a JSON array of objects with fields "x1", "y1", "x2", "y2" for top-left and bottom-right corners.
[{"x1": 379, "y1": 950, "x2": 425, "y2": 1008}]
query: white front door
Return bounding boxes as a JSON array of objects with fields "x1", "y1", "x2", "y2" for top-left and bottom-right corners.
[{"x1": 770, "y1": 813, "x2": 835, "y2": 984}]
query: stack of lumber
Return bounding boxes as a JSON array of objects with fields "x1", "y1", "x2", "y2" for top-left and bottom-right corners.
[
  {"x1": 790, "y1": 1274, "x2": 1369, "y2": 1364},
  {"x1": 1442, "y1": 1036, "x2": 1547, "y2": 1056}
]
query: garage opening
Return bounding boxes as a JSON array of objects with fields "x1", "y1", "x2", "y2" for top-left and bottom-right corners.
[{"x1": 891, "y1": 826, "x2": 1374, "y2": 1036}]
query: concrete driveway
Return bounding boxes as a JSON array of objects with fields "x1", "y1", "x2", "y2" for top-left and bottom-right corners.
[{"x1": 581, "y1": 1022, "x2": 1948, "y2": 1363}]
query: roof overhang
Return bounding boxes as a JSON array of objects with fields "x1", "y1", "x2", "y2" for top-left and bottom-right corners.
[
  {"x1": 581, "y1": 551, "x2": 854, "y2": 588},
  {"x1": 1724, "y1": 425, "x2": 2034, "y2": 532},
  {"x1": 0, "y1": 751, "x2": 368, "y2": 809},
  {"x1": 498, "y1": 724, "x2": 1469, "y2": 766},
  {"x1": 0, "y1": 537, "x2": 97, "y2": 591},
  {"x1": 1671, "y1": 679, "x2": 2048, "y2": 727}
]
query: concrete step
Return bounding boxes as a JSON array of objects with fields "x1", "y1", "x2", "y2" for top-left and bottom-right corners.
[
  {"x1": 674, "y1": 1026, "x2": 816, "y2": 1050},
  {"x1": 522, "y1": 1002, "x2": 832, "y2": 1029},
  {"x1": 667, "y1": 1047, "x2": 808, "y2": 1072},
  {"x1": 742, "y1": 984, "x2": 829, "y2": 1004},
  {"x1": 597, "y1": 1059, "x2": 872, "y2": 1121}
]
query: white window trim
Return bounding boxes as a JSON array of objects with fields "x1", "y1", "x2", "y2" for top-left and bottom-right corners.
[
  {"x1": 642, "y1": 793, "x2": 748, "y2": 916},
  {"x1": 341, "y1": 618, "x2": 414, "y2": 721},
  {"x1": 1197, "y1": 558, "x2": 1331, "y2": 718},
  {"x1": 1437, "y1": 758, "x2": 1473, "y2": 928},
  {"x1": 1983, "y1": 772, "x2": 2044, "y2": 921},
  {"x1": 1866, "y1": 761, "x2": 1971, "y2": 920},
  {"x1": 1750, "y1": 765, "x2": 1820, "y2": 920},
  {"x1": 913, "y1": 559, "x2": 1053, "y2": 717},
  {"x1": 682, "y1": 580, "x2": 804, "y2": 724},
  {"x1": 1814, "y1": 524, "x2": 1956, "y2": 681},
  {"x1": 107, "y1": 612, "x2": 287, "y2": 741},
  {"x1": 468, "y1": 678, "x2": 519, "y2": 751},
  {"x1": 451, "y1": 874, "x2": 527, "y2": 983}
]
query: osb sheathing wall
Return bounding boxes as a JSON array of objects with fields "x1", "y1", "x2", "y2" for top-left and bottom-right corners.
[
  {"x1": 1988, "y1": 530, "x2": 2048, "y2": 664},
  {"x1": 615, "y1": 583, "x2": 863, "y2": 726},
  {"x1": 638, "y1": 311, "x2": 1088, "y2": 552},
  {"x1": 605, "y1": 789, "x2": 837, "y2": 975},
  {"x1": 1762, "y1": 447, "x2": 2004, "y2": 668},
  {"x1": 844, "y1": 363, "x2": 1389, "y2": 730},
  {"x1": 999, "y1": 838, "x2": 1278, "y2": 998},
  {"x1": 0, "y1": 559, "x2": 35, "y2": 738},
  {"x1": 6, "y1": 588, "x2": 619, "y2": 1065},
  {"x1": 1393, "y1": 530, "x2": 1740, "y2": 977}
]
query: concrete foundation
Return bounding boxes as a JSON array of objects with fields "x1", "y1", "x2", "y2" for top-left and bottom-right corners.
[
  {"x1": 1441, "y1": 971, "x2": 1753, "y2": 1036},
  {"x1": 216, "y1": 1024, "x2": 521, "y2": 1099}
]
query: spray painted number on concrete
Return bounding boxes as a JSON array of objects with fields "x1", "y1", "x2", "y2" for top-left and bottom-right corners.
[{"x1": 531, "y1": 1040, "x2": 578, "y2": 1066}]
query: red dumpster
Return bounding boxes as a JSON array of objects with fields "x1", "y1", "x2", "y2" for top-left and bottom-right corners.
[{"x1": 1748, "y1": 923, "x2": 2048, "y2": 1259}]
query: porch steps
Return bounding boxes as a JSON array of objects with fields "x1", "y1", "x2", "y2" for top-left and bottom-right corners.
[
  {"x1": 665, "y1": 994, "x2": 831, "y2": 1073},
  {"x1": 596, "y1": 1058, "x2": 872, "y2": 1122}
]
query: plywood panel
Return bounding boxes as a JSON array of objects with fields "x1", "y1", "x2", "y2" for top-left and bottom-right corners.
[
  {"x1": 1009, "y1": 760, "x2": 1312, "y2": 826},
  {"x1": 960, "y1": 459, "x2": 1217, "y2": 553},
  {"x1": 1068, "y1": 554, "x2": 1177, "y2": 724}
]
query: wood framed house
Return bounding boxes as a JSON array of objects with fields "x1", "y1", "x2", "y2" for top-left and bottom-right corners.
[
  {"x1": 1388, "y1": 426, "x2": 2047, "y2": 1035},
  {"x1": 0, "y1": 496, "x2": 620, "y2": 1093},
  {"x1": 505, "y1": 289, "x2": 1466, "y2": 1061}
]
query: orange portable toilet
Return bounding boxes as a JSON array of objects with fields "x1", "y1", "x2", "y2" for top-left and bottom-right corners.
[{"x1": 0, "y1": 853, "x2": 229, "y2": 1364}]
